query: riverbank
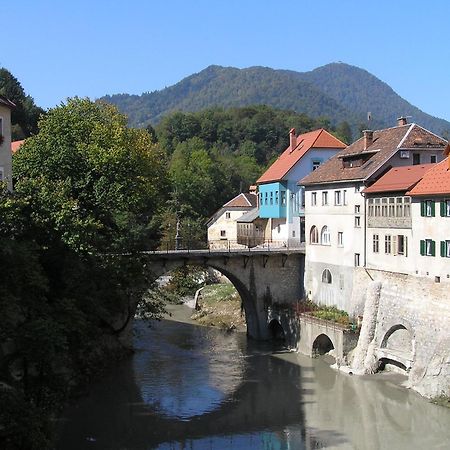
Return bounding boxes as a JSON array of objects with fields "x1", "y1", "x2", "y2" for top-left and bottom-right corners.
[{"x1": 190, "y1": 283, "x2": 246, "y2": 332}]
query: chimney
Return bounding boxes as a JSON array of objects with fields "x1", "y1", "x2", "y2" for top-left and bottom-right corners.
[
  {"x1": 363, "y1": 130, "x2": 374, "y2": 150},
  {"x1": 397, "y1": 116, "x2": 408, "y2": 126},
  {"x1": 289, "y1": 128, "x2": 297, "y2": 151}
]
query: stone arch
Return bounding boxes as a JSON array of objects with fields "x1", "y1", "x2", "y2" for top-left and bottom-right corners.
[
  {"x1": 268, "y1": 319, "x2": 285, "y2": 342},
  {"x1": 312, "y1": 333, "x2": 335, "y2": 356},
  {"x1": 379, "y1": 324, "x2": 414, "y2": 372}
]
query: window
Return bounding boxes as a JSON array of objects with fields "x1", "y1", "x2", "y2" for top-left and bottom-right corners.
[
  {"x1": 334, "y1": 190, "x2": 342, "y2": 205},
  {"x1": 312, "y1": 160, "x2": 321, "y2": 171},
  {"x1": 382, "y1": 198, "x2": 388, "y2": 217},
  {"x1": 322, "y1": 269, "x2": 332, "y2": 284},
  {"x1": 337, "y1": 231, "x2": 343, "y2": 247},
  {"x1": 270, "y1": 191, "x2": 273, "y2": 205},
  {"x1": 385, "y1": 235, "x2": 391, "y2": 254},
  {"x1": 322, "y1": 191, "x2": 328, "y2": 206},
  {"x1": 339, "y1": 274, "x2": 344, "y2": 290},
  {"x1": 413, "y1": 153, "x2": 421, "y2": 165},
  {"x1": 265, "y1": 192, "x2": 268, "y2": 205},
  {"x1": 310, "y1": 226, "x2": 319, "y2": 244},
  {"x1": 355, "y1": 216, "x2": 361, "y2": 227},
  {"x1": 431, "y1": 155, "x2": 437, "y2": 164},
  {"x1": 225, "y1": 212, "x2": 231, "y2": 219},
  {"x1": 421, "y1": 200, "x2": 435, "y2": 217},
  {"x1": 343, "y1": 190, "x2": 347, "y2": 205},
  {"x1": 404, "y1": 197, "x2": 411, "y2": 217},
  {"x1": 321, "y1": 226, "x2": 331, "y2": 245},
  {"x1": 420, "y1": 239, "x2": 435, "y2": 256},
  {"x1": 311, "y1": 192, "x2": 317, "y2": 206},
  {"x1": 441, "y1": 240, "x2": 450, "y2": 258},
  {"x1": 389, "y1": 198, "x2": 395, "y2": 216},
  {"x1": 220, "y1": 230, "x2": 226, "y2": 239},
  {"x1": 0, "y1": 117, "x2": 3, "y2": 136},
  {"x1": 373, "y1": 234, "x2": 379, "y2": 253},
  {"x1": 354, "y1": 253, "x2": 360, "y2": 267},
  {"x1": 281, "y1": 191, "x2": 286, "y2": 206},
  {"x1": 355, "y1": 205, "x2": 361, "y2": 214},
  {"x1": 440, "y1": 200, "x2": 450, "y2": 217},
  {"x1": 397, "y1": 235, "x2": 407, "y2": 256},
  {"x1": 277, "y1": 224, "x2": 281, "y2": 234},
  {"x1": 275, "y1": 191, "x2": 279, "y2": 205}
]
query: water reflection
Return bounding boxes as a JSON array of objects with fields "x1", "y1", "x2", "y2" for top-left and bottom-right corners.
[{"x1": 57, "y1": 307, "x2": 450, "y2": 450}]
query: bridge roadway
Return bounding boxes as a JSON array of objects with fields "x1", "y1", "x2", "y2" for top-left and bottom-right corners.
[{"x1": 141, "y1": 244, "x2": 306, "y2": 340}]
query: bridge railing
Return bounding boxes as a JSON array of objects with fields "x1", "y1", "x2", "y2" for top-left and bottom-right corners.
[{"x1": 151, "y1": 239, "x2": 305, "y2": 254}]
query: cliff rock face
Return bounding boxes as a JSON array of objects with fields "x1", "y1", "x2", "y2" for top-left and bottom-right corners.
[{"x1": 349, "y1": 269, "x2": 450, "y2": 399}]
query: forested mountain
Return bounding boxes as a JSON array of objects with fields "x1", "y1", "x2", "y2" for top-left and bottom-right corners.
[{"x1": 102, "y1": 63, "x2": 450, "y2": 136}]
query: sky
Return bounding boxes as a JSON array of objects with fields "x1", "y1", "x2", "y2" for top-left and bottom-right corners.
[{"x1": 2, "y1": 0, "x2": 450, "y2": 121}]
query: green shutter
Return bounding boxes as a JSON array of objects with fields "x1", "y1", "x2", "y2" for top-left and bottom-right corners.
[
  {"x1": 431, "y1": 201, "x2": 435, "y2": 217},
  {"x1": 441, "y1": 201, "x2": 446, "y2": 217},
  {"x1": 431, "y1": 240, "x2": 436, "y2": 256},
  {"x1": 421, "y1": 201, "x2": 425, "y2": 217},
  {"x1": 441, "y1": 241, "x2": 446, "y2": 257},
  {"x1": 420, "y1": 240, "x2": 425, "y2": 256}
]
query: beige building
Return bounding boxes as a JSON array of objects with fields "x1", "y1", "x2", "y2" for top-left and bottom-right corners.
[
  {"x1": 0, "y1": 96, "x2": 15, "y2": 190},
  {"x1": 207, "y1": 192, "x2": 257, "y2": 249}
]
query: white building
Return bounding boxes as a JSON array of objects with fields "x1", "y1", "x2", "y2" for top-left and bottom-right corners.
[
  {"x1": 300, "y1": 119, "x2": 448, "y2": 314},
  {"x1": 207, "y1": 192, "x2": 257, "y2": 249},
  {"x1": 0, "y1": 96, "x2": 15, "y2": 190}
]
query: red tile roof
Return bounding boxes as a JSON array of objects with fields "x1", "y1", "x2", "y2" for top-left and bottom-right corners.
[
  {"x1": 301, "y1": 124, "x2": 447, "y2": 186},
  {"x1": 363, "y1": 164, "x2": 434, "y2": 194},
  {"x1": 223, "y1": 192, "x2": 257, "y2": 208},
  {"x1": 11, "y1": 140, "x2": 25, "y2": 153},
  {"x1": 257, "y1": 129, "x2": 346, "y2": 184},
  {"x1": 407, "y1": 158, "x2": 450, "y2": 196}
]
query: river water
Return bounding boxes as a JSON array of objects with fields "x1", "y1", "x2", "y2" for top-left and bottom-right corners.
[{"x1": 57, "y1": 305, "x2": 450, "y2": 449}]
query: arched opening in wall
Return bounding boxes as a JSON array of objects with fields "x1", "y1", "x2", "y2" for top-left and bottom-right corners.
[
  {"x1": 310, "y1": 225, "x2": 319, "y2": 244},
  {"x1": 379, "y1": 324, "x2": 413, "y2": 373},
  {"x1": 151, "y1": 265, "x2": 246, "y2": 332},
  {"x1": 312, "y1": 334, "x2": 334, "y2": 357},
  {"x1": 268, "y1": 319, "x2": 285, "y2": 342}
]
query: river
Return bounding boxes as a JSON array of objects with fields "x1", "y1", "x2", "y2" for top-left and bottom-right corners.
[{"x1": 57, "y1": 305, "x2": 450, "y2": 449}]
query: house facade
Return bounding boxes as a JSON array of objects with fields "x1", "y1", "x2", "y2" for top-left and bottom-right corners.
[
  {"x1": 300, "y1": 118, "x2": 448, "y2": 314},
  {"x1": 257, "y1": 128, "x2": 346, "y2": 245},
  {"x1": 207, "y1": 192, "x2": 258, "y2": 249},
  {"x1": 0, "y1": 96, "x2": 15, "y2": 190}
]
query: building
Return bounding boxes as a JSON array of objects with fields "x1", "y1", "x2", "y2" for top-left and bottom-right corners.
[
  {"x1": 207, "y1": 192, "x2": 258, "y2": 249},
  {"x1": 256, "y1": 128, "x2": 346, "y2": 245},
  {"x1": 0, "y1": 96, "x2": 15, "y2": 190},
  {"x1": 300, "y1": 118, "x2": 448, "y2": 313}
]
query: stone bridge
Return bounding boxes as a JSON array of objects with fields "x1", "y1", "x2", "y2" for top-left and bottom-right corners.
[{"x1": 144, "y1": 247, "x2": 305, "y2": 340}]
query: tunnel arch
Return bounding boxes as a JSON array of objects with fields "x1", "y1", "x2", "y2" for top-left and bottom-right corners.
[
  {"x1": 312, "y1": 333, "x2": 335, "y2": 356},
  {"x1": 268, "y1": 319, "x2": 286, "y2": 342},
  {"x1": 379, "y1": 324, "x2": 414, "y2": 372}
]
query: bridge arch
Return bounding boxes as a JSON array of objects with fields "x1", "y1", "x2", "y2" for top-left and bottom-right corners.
[
  {"x1": 312, "y1": 333, "x2": 335, "y2": 356},
  {"x1": 379, "y1": 323, "x2": 414, "y2": 372},
  {"x1": 268, "y1": 318, "x2": 285, "y2": 342}
]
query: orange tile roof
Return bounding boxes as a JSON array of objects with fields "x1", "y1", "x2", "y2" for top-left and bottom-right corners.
[
  {"x1": 407, "y1": 158, "x2": 450, "y2": 196},
  {"x1": 223, "y1": 192, "x2": 257, "y2": 208},
  {"x1": 11, "y1": 140, "x2": 25, "y2": 153},
  {"x1": 363, "y1": 164, "x2": 434, "y2": 194},
  {"x1": 256, "y1": 129, "x2": 346, "y2": 184}
]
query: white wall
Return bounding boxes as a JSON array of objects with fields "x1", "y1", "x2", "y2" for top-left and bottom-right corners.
[
  {"x1": 0, "y1": 105, "x2": 13, "y2": 190},
  {"x1": 208, "y1": 208, "x2": 250, "y2": 248}
]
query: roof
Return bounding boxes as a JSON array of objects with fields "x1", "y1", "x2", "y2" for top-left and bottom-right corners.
[
  {"x1": 11, "y1": 140, "x2": 25, "y2": 153},
  {"x1": 300, "y1": 124, "x2": 448, "y2": 186},
  {"x1": 223, "y1": 192, "x2": 257, "y2": 208},
  {"x1": 236, "y1": 208, "x2": 259, "y2": 223},
  {"x1": 0, "y1": 96, "x2": 16, "y2": 109},
  {"x1": 257, "y1": 128, "x2": 346, "y2": 184},
  {"x1": 407, "y1": 158, "x2": 450, "y2": 196},
  {"x1": 363, "y1": 164, "x2": 434, "y2": 194}
]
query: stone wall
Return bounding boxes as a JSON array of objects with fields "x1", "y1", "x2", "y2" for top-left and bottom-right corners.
[{"x1": 350, "y1": 267, "x2": 450, "y2": 398}]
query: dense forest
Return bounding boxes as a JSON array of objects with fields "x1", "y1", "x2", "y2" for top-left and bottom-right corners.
[{"x1": 102, "y1": 63, "x2": 450, "y2": 137}]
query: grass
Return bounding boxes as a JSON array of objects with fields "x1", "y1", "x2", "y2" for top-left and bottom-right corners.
[{"x1": 296, "y1": 300, "x2": 351, "y2": 327}]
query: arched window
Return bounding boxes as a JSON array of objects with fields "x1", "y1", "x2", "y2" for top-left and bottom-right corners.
[
  {"x1": 321, "y1": 226, "x2": 331, "y2": 245},
  {"x1": 322, "y1": 269, "x2": 332, "y2": 284},
  {"x1": 310, "y1": 226, "x2": 319, "y2": 244}
]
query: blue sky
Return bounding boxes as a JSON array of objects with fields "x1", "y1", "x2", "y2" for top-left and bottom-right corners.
[{"x1": 3, "y1": 0, "x2": 450, "y2": 121}]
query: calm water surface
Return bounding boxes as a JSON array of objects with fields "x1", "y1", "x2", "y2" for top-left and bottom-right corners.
[{"x1": 57, "y1": 305, "x2": 450, "y2": 449}]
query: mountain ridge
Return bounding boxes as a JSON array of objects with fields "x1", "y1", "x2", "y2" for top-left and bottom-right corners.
[{"x1": 101, "y1": 63, "x2": 450, "y2": 137}]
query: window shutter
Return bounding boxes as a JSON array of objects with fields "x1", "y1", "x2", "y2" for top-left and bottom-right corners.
[
  {"x1": 431, "y1": 201, "x2": 435, "y2": 217},
  {"x1": 421, "y1": 201, "x2": 425, "y2": 217},
  {"x1": 441, "y1": 241, "x2": 445, "y2": 257},
  {"x1": 405, "y1": 236, "x2": 408, "y2": 257},
  {"x1": 392, "y1": 235, "x2": 398, "y2": 256},
  {"x1": 420, "y1": 240, "x2": 425, "y2": 256},
  {"x1": 431, "y1": 240, "x2": 436, "y2": 256},
  {"x1": 441, "y1": 201, "x2": 445, "y2": 217}
]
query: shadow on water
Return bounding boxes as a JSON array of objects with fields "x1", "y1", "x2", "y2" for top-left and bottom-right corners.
[{"x1": 57, "y1": 307, "x2": 450, "y2": 450}]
